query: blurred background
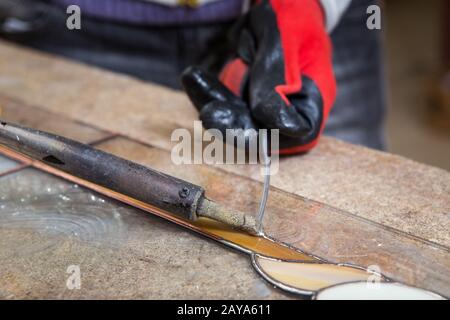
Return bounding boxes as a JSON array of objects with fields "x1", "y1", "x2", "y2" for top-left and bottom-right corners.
[
  {"x1": 385, "y1": 0, "x2": 450, "y2": 171},
  {"x1": 0, "y1": 0, "x2": 449, "y2": 170}
]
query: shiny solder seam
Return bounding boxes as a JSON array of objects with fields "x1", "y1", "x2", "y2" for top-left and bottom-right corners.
[{"x1": 251, "y1": 254, "x2": 316, "y2": 298}]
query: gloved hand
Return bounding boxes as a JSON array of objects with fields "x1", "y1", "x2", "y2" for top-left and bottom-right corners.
[{"x1": 181, "y1": 0, "x2": 336, "y2": 154}]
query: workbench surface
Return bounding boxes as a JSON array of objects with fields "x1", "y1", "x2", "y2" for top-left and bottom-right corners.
[{"x1": 0, "y1": 41, "x2": 448, "y2": 299}]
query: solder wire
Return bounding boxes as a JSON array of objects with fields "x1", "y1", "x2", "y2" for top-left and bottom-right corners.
[{"x1": 256, "y1": 129, "x2": 271, "y2": 235}]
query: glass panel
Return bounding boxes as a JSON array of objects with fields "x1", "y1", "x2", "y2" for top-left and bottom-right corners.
[
  {"x1": 0, "y1": 155, "x2": 20, "y2": 175},
  {"x1": 315, "y1": 282, "x2": 445, "y2": 300},
  {"x1": 0, "y1": 168, "x2": 287, "y2": 299},
  {"x1": 253, "y1": 255, "x2": 375, "y2": 295}
]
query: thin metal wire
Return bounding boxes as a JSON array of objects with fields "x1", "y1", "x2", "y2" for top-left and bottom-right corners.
[{"x1": 256, "y1": 130, "x2": 271, "y2": 235}]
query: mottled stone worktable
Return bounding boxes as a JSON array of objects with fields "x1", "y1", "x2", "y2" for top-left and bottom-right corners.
[{"x1": 0, "y1": 40, "x2": 448, "y2": 299}]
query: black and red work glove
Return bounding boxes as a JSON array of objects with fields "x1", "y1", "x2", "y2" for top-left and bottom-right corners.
[{"x1": 181, "y1": 0, "x2": 336, "y2": 154}]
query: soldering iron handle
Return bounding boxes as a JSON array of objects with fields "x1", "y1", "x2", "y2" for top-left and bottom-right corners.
[{"x1": 0, "y1": 121, "x2": 204, "y2": 220}]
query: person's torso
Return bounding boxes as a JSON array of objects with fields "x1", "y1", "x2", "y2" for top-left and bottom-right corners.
[{"x1": 51, "y1": 0, "x2": 247, "y2": 25}]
